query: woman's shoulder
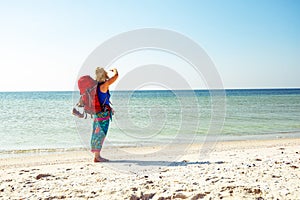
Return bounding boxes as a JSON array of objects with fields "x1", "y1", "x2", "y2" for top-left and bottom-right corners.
[{"x1": 99, "y1": 81, "x2": 109, "y2": 93}]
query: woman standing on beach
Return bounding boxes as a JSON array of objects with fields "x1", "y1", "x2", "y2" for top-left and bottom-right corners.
[{"x1": 91, "y1": 67, "x2": 118, "y2": 162}]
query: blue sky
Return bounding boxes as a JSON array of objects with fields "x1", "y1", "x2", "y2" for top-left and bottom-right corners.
[{"x1": 0, "y1": 0, "x2": 299, "y2": 91}]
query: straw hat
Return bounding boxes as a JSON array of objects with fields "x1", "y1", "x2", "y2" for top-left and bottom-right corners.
[{"x1": 95, "y1": 67, "x2": 109, "y2": 82}]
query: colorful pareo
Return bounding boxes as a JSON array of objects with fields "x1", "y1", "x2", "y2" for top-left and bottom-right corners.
[{"x1": 91, "y1": 111, "x2": 111, "y2": 152}]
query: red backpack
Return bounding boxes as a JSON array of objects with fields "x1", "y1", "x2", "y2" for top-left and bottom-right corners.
[{"x1": 73, "y1": 75, "x2": 102, "y2": 118}]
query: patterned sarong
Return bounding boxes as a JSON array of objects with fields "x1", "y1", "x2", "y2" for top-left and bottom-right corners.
[{"x1": 91, "y1": 111, "x2": 111, "y2": 152}]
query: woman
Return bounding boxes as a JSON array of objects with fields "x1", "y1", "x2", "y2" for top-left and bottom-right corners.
[{"x1": 91, "y1": 67, "x2": 118, "y2": 162}]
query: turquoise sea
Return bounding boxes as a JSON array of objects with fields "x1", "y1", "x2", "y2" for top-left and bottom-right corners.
[{"x1": 0, "y1": 89, "x2": 300, "y2": 157}]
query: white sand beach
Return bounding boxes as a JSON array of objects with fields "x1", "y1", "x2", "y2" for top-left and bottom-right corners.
[{"x1": 0, "y1": 138, "x2": 299, "y2": 199}]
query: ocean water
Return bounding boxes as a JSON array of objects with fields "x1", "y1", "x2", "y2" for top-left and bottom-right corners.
[{"x1": 0, "y1": 89, "x2": 300, "y2": 156}]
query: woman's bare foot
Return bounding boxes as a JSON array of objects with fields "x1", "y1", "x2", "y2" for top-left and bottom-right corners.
[{"x1": 94, "y1": 157, "x2": 109, "y2": 162}]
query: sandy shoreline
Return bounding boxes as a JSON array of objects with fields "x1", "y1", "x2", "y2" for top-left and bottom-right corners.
[{"x1": 1, "y1": 138, "x2": 299, "y2": 199}]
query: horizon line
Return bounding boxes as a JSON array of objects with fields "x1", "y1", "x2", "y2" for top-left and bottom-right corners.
[{"x1": 1, "y1": 87, "x2": 300, "y2": 93}]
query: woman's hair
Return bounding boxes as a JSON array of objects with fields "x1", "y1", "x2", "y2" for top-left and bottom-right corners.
[{"x1": 95, "y1": 67, "x2": 108, "y2": 82}]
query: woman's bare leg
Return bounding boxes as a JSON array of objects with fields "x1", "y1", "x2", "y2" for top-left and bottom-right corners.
[{"x1": 95, "y1": 152, "x2": 100, "y2": 159}]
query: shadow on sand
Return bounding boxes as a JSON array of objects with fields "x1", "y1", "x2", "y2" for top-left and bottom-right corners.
[{"x1": 107, "y1": 159, "x2": 225, "y2": 167}]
